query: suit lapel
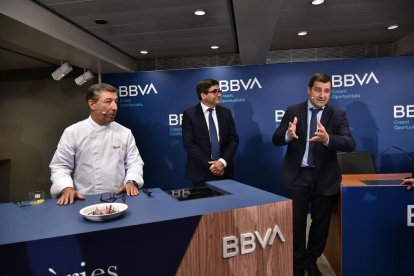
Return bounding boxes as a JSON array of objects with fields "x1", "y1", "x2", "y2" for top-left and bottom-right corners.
[
  {"x1": 321, "y1": 104, "x2": 333, "y2": 126},
  {"x1": 299, "y1": 101, "x2": 308, "y2": 139},
  {"x1": 196, "y1": 104, "x2": 209, "y2": 136},
  {"x1": 215, "y1": 106, "x2": 224, "y2": 140}
]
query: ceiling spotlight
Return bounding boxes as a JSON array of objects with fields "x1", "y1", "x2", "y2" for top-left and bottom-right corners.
[
  {"x1": 194, "y1": 9, "x2": 206, "y2": 16},
  {"x1": 75, "y1": 70, "x2": 94, "y2": 86},
  {"x1": 51, "y1": 62, "x2": 73, "y2": 81},
  {"x1": 298, "y1": 31, "x2": 308, "y2": 36},
  {"x1": 211, "y1": 45, "x2": 219, "y2": 50},
  {"x1": 140, "y1": 50, "x2": 149, "y2": 54},
  {"x1": 311, "y1": 0, "x2": 325, "y2": 5},
  {"x1": 387, "y1": 24, "x2": 399, "y2": 30}
]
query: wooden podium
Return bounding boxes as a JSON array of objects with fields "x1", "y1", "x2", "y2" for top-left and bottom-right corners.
[{"x1": 324, "y1": 173, "x2": 411, "y2": 276}]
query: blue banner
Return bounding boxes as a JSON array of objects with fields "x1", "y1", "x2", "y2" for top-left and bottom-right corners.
[{"x1": 103, "y1": 56, "x2": 414, "y2": 195}]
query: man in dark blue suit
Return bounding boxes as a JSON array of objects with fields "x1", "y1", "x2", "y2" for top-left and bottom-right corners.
[
  {"x1": 182, "y1": 79, "x2": 239, "y2": 187},
  {"x1": 273, "y1": 73, "x2": 355, "y2": 276}
]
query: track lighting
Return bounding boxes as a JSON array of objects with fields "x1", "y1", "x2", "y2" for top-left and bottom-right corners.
[
  {"x1": 51, "y1": 62, "x2": 73, "y2": 81},
  {"x1": 75, "y1": 70, "x2": 94, "y2": 86}
]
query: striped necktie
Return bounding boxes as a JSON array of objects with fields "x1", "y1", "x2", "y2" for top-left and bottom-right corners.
[{"x1": 307, "y1": 107, "x2": 322, "y2": 166}]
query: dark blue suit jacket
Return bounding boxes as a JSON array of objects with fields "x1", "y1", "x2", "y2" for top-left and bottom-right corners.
[
  {"x1": 273, "y1": 101, "x2": 356, "y2": 196},
  {"x1": 182, "y1": 103, "x2": 239, "y2": 182}
]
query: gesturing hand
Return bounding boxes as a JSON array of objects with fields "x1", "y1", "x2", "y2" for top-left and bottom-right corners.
[
  {"x1": 308, "y1": 121, "x2": 329, "y2": 144},
  {"x1": 288, "y1": 117, "x2": 299, "y2": 139}
]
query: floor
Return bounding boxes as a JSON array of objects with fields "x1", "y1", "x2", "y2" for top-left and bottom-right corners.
[
  {"x1": 307, "y1": 215, "x2": 336, "y2": 276},
  {"x1": 315, "y1": 254, "x2": 336, "y2": 276}
]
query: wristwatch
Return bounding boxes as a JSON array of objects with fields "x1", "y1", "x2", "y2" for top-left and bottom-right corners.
[{"x1": 126, "y1": 180, "x2": 139, "y2": 188}]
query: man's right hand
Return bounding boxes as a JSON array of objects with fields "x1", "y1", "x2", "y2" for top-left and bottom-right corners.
[
  {"x1": 57, "y1": 187, "x2": 85, "y2": 205},
  {"x1": 209, "y1": 160, "x2": 224, "y2": 176},
  {"x1": 287, "y1": 117, "x2": 299, "y2": 140}
]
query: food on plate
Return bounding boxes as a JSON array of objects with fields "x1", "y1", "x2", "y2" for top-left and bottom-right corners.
[{"x1": 88, "y1": 205, "x2": 118, "y2": 215}]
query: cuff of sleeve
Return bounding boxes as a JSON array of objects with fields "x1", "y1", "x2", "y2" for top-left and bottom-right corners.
[
  {"x1": 285, "y1": 131, "x2": 292, "y2": 143},
  {"x1": 323, "y1": 137, "x2": 330, "y2": 146},
  {"x1": 51, "y1": 183, "x2": 73, "y2": 198},
  {"x1": 219, "y1": 158, "x2": 227, "y2": 168},
  {"x1": 50, "y1": 176, "x2": 74, "y2": 198},
  {"x1": 125, "y1": 175, "x2": 144, "y2": 188}
]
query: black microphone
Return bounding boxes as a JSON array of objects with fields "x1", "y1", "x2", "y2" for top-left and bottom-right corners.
[
  {"x1": 375, "y1": 147, "x2": 391, "y2": 162},
  {"x1": 393, "y1": 145, "x2": 414, "y2": 178}
]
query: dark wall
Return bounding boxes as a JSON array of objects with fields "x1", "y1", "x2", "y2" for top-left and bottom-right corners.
[{"x1": 0, "y1": 77, "x2": 88, "y2": 202}]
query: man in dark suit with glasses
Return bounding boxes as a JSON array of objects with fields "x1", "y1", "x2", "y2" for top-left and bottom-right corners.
[{"x1": 182, "y1": 79, "x2": 239, "y2": 187}]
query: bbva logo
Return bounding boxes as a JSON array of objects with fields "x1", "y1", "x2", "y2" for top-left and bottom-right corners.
[
  {"x1": 118, "y1": 83, "x2": 158, "y2": 97},
  {"x1": 332, "y1": 72, "x2": 379, "y2": 87},
  {"x1": 223, "y1": 225, "x2": 286, "y2": 258},
  {"x1": 219, "y1": 77, "x2": 263, "y2": 92},
  {"x1": 394, "y1": 105, "x2": 414, "y2": 118}
]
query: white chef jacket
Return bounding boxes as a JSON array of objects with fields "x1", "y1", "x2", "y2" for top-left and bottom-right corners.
[{"x1": 50, "y1": 116, "x2": 144, "y2": 198}]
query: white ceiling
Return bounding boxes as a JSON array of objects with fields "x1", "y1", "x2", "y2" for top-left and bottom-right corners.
[{"x1": 1, "y1": 0, "x2": 413, "y2": 73}]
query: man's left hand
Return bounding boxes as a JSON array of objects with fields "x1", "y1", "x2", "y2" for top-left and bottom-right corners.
[
  {"x1": 115, "y1": 182, "x2": 140, "y2": 196},
  {"x1": 308, "y1": 121, "x2": 329, "y2": 144}
]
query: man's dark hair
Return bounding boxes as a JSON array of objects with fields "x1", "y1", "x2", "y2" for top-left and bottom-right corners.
[
  {"x1": 196, "y1": 79, "x2": 219, "y2": 100},
  {"x1": 308, "y1": 73, "x2": 332, "y2": 88},
  {"x1": 86, "y1": 83, "x2": 118, "y2": 103}
]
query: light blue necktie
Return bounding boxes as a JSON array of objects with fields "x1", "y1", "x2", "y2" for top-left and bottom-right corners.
[
  {"x1": 307, "y1": 107, "x2": 321, "y2": 167},
  {"x1": 207, "y1": 108, "x2": 220, "y2": 160}
]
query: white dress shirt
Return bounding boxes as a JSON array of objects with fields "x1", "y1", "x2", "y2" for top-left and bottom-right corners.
[{"x1": 50, "y1": 116, "x2": 144, "y2": 198}]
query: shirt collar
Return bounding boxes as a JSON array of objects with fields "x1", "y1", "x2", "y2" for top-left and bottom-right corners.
[
  {"x1": 307, "y1": 100, "x2": 325, "y2": 111},
  {"x1": 87, "y1": 116, "x2": 111, "y2": 130},
  {"x1": 200, "y1": 102, "x2": 215, "y2": 113}
]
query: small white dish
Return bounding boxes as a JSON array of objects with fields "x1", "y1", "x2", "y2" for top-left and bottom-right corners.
[{"x1": 79, "y1": 203, "x2": 128, "y2": 221}]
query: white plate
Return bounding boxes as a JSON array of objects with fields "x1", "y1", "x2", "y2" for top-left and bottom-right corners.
[{"x1": 79, "y1": 203, "x2": 128, "y2": 221}]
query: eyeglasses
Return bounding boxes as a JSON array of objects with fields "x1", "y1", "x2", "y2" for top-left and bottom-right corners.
[
  {"x1": 15, "y1": 201, "x2": 31, "y2": 207},
  {"x1": 100, "y1": 193, "x2": 126, "y2": 203},
  {"x1": 205, "y1": 89, "x2": 222, "y2": 95}
]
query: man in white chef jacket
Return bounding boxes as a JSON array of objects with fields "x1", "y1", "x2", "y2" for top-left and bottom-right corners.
[{"x1": 50, "y1": 83, "x2": 144, "y2": 205}]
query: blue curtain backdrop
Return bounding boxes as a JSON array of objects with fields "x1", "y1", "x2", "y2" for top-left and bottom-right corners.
[{"x1": 102, "y1": 55, "x2": 414, "y2": 196}]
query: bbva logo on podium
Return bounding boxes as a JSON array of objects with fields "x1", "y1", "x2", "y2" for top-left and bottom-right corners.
[{"x1": 223, "y1": 225, "x2": 286, "y2": 258}]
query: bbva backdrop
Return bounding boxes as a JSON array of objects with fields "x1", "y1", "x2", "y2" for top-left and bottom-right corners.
[{"x1": 103, "y1": 55, "x2": 414, "y2": 196}]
